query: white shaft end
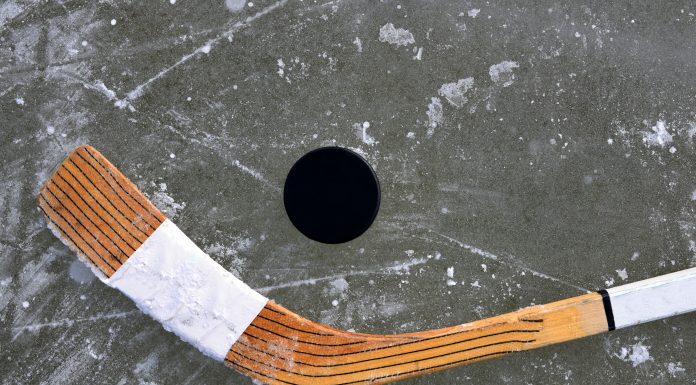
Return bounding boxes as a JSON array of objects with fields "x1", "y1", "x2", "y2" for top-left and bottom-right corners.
[{"x1": 607, "y1": 267, "x2": 696, "y2": 329}]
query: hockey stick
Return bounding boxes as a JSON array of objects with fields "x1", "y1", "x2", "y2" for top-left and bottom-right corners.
[{"x1": 38, "y1": 145, "x2": 696, "y2": 385}]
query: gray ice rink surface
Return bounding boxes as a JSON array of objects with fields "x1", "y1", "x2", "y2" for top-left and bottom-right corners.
[{"x1": 2, "y1": 0, "x2": 696, "y2": 384}]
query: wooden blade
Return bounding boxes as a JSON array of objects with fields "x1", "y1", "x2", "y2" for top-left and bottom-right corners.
[
  {"x1": 38, "y1": 145, "x2": 165, "y2": 277},
  {"x1": 39, "y1": 145, "x2": 610, "y2": 385}
]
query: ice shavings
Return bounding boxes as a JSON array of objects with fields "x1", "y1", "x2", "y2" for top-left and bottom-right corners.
[
  {"x1": 642, "y1": 120, "x2": 673, "y2": 147},
  {"x1": 354, "y1": 121, "x2": 376, "y2": 145},
  {"x1": 425, "y1": 97, "x2": 443, "y2": 137},
  {"x1": 489, "y1": 61, "x2": 519, "y2": 87},
  {"x1": 438, "y1": 77, "x2": 474, "y2": 108},
  {"x1": 147, "y1": 182, "x2": 186, "y2": 219},
  {"x1": 446, "y1": 266, "x2": 456, "y2": 286},
  {"x1": 616, "y1": 342, "x2": 652, "y2": 367},
  {"x1": 667, "y1": 362, "x2": 686, "y2": 377},
  {"x1": 616, "y1": 268, "x2": 628, "y2": 281},
  {"x1": 378, "y1": 23, "x2": 415, "y2": 47},
  {"x1": 353, "y1": 36, "x2": 363, "y2": 53}
]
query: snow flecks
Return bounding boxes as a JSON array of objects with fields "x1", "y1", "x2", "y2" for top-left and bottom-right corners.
[
  {"x1": 378, "y1": 23, "x2": 415, "y2": 47},
  {"x1": 467, "y1": 8, "x2": 480, "y2": 18},
  {"x1": 489, "y1": 61, "x2": 519, "y2": 87},
  {"x1": 277, "y1": 58, "x2": 285, "y2": 77},
  {"x1": 605, "y1": 276, "x2": 615, "y2": 287},
  {"x1": 203, "y1": 238, "x2": 252, "y2": 276},
  {"x1": 225, "y1": 0, "x2": 246, "y2": 12},
  {"x1": 425, "y1": 97, "x2": 443, "y2": 138},
  {"x1": 446, "y1": 266, "x2": 456, "y2": 286},
  {"x1": 413, "y1": 47, "x2": 423, "y2": 60},
  {"x1": 148, "y1": 182, "x2": 186, "y2": 219},
  {"x1": 329, "y1": 278, "x2": 349, "y2": 294},
  {"x1": 616, "y1": 342, "x2": 652, "y2": 367},
  {"x1": 438, "y1": 77, "x2": 475, "y2": 108},
  {"x1": 667, "y1": 362, "x2": 686, "y2": 377},
  {"x1": 354, "y1": 121, "x2": 376, "y2": 145},
  {"x1": 642, "y1": 120, "x2": 673, "y2": 147},
  {"x1": 353, "y1": 36, "x2": 363, "y2": 53},
  {"x1": 616, "y1": 268, "x2": 628, "y2": 281},
  {"x1": 15, "y1": 97, "x2": 25, "y2": 105},
  {"x1": 274, "y1": 56, "x2": 310, "y2": 83}
]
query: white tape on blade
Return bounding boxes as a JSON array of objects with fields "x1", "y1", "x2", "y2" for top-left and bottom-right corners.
[
  {"x1": 607, "y1": 267, "x2": 696, "y2": 329},
  {"x1": 104, "y1": 219, "x2": 268, "y2": 361}
]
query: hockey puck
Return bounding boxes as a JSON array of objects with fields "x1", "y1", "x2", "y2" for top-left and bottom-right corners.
[{"x1": 283, "y1": 147, "x2": 380, "y2": 244}]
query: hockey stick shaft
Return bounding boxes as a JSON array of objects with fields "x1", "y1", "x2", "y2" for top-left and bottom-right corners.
[{"x1": 38, "y1": 145, "x2": 696, "y2": 385}]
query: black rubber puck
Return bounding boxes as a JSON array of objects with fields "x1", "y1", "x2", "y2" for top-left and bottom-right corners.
[{"x1": 283, "y1": 147, "x2": 380, "y2": 244}]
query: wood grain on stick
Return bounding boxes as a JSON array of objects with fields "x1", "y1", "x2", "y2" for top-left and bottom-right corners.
[{"x1": 39, "y1": 145, "x2": 611, "y2": 385}]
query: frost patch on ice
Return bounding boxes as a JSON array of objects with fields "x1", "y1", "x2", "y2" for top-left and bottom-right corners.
[
  {"x1": 426, "y1": 97, "x2": 443, "y2": 137},
  {"x1": 616, "y1": 268, "x2": 628, "y2": 281},
  {"x1": 642, "y1": 120, "x2": 673, "y2": 147},
  {"x1": 446, "y1": 266, "x2": 456, "y2": 286},
  {"x1": 274, "y1": 56, "x2": 309, "y2": 83},
  {"x1": 489, "y1": 61, "x2": 519, "y2": 87},
  {"x1": 413, "y1": 47, "x2": 423, "y2": 60},
  {"x1": 616, "y1": 342, "x2": 652, "y2": 367},
  {"x1": 148, "y1": 183, "x2": 186, "y2": 219},
  {"x1": 378, "y1": 23, "x2": 415, "y2": 47},
  {"x1": 438, "y1": 77, "x2": 474, "y2": 108},
  {"x1": 15, "y1": 97, "x2": 24, "y2": 105},
  {"x1": 225, "y1": 0, "x2": 246, "y2": 12},
  {"x1": 353, "y1": 36, "x2": 363, "y2": 53},
  {"x1": 354, "y1": 121, "x2": 376, "y2": 145},
  {"x1": 203, "y1": 239, "x2": 253, "y2": 276},
  {"x1": 468, "y1": 9, "x2": 480, "y2": 18},
  {"x1": 328, "y1": 278, "x2": 349, "y2": 295},
  {"x1": 667, "y1": 362, "x2": 686, "y2": 377},
  {"x1": 277, "y1": 58, "x2": 285, "y2": 77}
]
